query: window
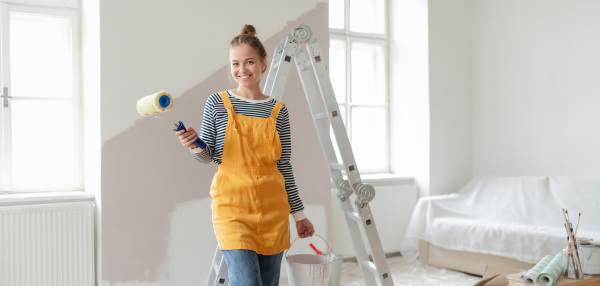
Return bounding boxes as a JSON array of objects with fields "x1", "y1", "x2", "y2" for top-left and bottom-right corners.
[
  {"x1": 329, "y1": 0, "x2": 389, "y2": 174},
  {"x1": 1, "y1": 0, "x2": 81, "y2": 193}
]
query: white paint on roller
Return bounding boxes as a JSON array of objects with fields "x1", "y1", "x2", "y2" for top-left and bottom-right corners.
[{"x1": 136, "y1": 91, "x2": 173, "y2": 117}]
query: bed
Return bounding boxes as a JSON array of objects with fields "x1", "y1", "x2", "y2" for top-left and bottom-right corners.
[{"x1": 401, "y1": 176, "x2": 600, "y2": 276}]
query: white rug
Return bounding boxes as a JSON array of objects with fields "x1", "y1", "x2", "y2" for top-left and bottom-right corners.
[{"x1": 280, "y1": 256, "x2": 481, "y2": 286}]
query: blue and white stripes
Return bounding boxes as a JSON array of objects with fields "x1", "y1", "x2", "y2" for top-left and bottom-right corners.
[{"x1": 191, "y1": 90, "x2": 304, "y2": 214}]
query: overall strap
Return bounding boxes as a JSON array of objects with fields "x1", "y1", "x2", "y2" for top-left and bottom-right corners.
[
  {"x1": 267, "y1": 102, "x2": 284, "y2": 144},
  {"x1": 219, "y1": 91, "x2": 238, "y2": 133},
  {"x1": 271, "y1": 102, "x2": 285, "y2": 118},
  {"x1": 219, "y1": 91, "x2": 233, "y2": 109}
]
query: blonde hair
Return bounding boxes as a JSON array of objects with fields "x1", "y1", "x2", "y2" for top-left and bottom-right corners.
[{"x1": 229, "y1": 24, "x2": 267, "y2": 72}]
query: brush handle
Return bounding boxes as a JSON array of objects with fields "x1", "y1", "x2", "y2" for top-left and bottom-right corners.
[{"x1": 173, "y1": 121, "x2": 206, "y2": 149}]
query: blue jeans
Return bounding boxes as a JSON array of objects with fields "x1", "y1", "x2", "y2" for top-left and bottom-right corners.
[{"x1": 222, "y1": 249, "x2": 284, "y2": 286}]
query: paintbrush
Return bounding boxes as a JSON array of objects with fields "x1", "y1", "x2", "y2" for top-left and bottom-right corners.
[
  {"x1": 562, "y1": 209, "x2": 572, "y2": 277},
  {"x1": 562, "y1": 208, "x2": 583, "y2": 279},
  {"x1": 575, "y1": 213, "x2": 581, "y2": 237}
]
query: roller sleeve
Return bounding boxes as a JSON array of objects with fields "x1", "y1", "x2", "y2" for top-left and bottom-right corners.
[{"x1": 136, "y1": 91, "x2": 173, "y2": 116}]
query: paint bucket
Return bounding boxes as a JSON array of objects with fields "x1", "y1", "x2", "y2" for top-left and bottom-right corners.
[
  {"x1": 327, "y1": 253, "x2": 343, "y2": 286},
  {"x1": 581, "y1": 244, "x2": 600, "y2": 276},
  {"x1": 286, "y1": 234, "x2": 333, "y2": 286}
]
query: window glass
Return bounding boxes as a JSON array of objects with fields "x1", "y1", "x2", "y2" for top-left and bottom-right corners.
[
  {"x1": 329, "y1": 0, "x2": 389, "y2": 174},
  {"x1": 351, "y1": 106, "x2": 387, "y2": 172},
  {"x1": 10, "y1": 13, "x2": 73, "y2": 99},
  {"x1": 351, "y1": 41, "x2": 385, "y2": 105},
  {"x1": 11, "y1": 100, "x2": 77, "y2": 190},
  {"x1": 329, "y1": 38, "x2": 347, "y2": 104},
  {"x1": 328, "y1": 0, "x2": 345, "y2": 30},
  {"x1": 349, "y1": 0, "x2": 385, "y2": 34}
]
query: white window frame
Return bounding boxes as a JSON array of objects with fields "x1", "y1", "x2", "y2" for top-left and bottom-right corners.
[
  {"x1": 329, "y1": 0, "x2": 391, "y2": 174},
  {"x1": 0, "y1": 0, "x2": 82, "y2": 193}
]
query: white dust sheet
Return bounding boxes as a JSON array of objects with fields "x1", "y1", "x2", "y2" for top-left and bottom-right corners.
[{"x1": 402, "y1": 176, "x2": 600, "y2": 264}]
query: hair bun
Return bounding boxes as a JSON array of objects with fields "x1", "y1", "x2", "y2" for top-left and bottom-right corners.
[{"x1": 240, "y1": 24, "x2": 257, "y2": 36}]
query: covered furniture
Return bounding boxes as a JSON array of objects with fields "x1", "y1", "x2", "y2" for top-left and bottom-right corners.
[{"x1": 401, "y1": 176, "x2": 600, "y2": 275}]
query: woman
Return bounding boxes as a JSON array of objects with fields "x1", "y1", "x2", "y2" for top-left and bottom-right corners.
[{"x1": 175, "y1": 24, "x2": 315, "y2": 285}]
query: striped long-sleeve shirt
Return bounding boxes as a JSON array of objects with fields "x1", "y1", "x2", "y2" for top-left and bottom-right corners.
[{"x1": 191, "y1": 90, "x2": 305, "y2": 219}]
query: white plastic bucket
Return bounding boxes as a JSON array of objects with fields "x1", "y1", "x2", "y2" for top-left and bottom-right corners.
[
  {"x1": 327, "y1": 253, "x2": 343, "y2": 286},
  {"x1": 286, "y1": 234, "x2": 333, "y2": 286}
]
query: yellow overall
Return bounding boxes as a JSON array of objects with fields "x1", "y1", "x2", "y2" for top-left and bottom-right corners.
[{"x1": 210, "y1": 91, "x2": 291, "y2": 255}]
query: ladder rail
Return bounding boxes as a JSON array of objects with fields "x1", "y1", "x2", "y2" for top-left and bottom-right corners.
[
  {"x1": 289, "y1": 45, "x2": 379, "y2": 286},
  {"x1": 289, "y1": 44, "x2": 344, "y2": 184},
  {"x1": 206, "y1": 246, "x2": 228, "y2": 286},
  {"x1": 263, "y1": 35, "x2": 295, "y2": 102},
  {"x1": 291, "y1": 25, "x2": 393, "y2": 285}
]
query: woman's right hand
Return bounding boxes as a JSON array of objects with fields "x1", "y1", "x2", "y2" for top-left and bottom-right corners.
[{"x1": 175, "y1": 126, "x2": 200, "y2": 148}]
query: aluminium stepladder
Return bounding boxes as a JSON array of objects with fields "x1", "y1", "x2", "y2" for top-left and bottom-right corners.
[{"x1": 207, "y1": 24, "x2": 394, "y2": 286}]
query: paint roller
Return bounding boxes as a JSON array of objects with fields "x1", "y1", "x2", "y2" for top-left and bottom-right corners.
[{"x1": 136, "y1": 91, "x2": 206, "y2": 149}]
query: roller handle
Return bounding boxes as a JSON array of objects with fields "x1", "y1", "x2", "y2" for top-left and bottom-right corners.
[{"x1": 173, "y1": 121, "x2": 206, "y2": 149}]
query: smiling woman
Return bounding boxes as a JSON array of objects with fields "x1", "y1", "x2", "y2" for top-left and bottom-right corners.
[
  {"x1": 227, "y1": 25, "x2": 268, "y2": 99},
  {"x1": 229, "y1": 44, "x2": 266, "y2": 97},
  {"x1": 173, "y1": 24, "x2": 316, "y2": 285}
]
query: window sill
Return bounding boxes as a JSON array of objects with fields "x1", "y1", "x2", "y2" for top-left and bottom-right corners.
[
  {"x1": 331, "y1": 173, "x2": 416, "y2": 188},
  {"x1": 0, "y1": 191, "x2": 95, "y2": 207},
  {"x1": 361, "y1": 173, "x2": 415, "y2": 186}
]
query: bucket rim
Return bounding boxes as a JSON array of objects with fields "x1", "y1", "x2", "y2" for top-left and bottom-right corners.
[
  {"x1": 285, "y1": 253, "x2": 333, "y2": 266},
  {"x1": 285, "y1": 234, "x2": 332, "y2": 259}
]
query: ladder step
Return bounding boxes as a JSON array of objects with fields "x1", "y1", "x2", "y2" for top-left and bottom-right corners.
[
  {"x1": 314, "y1": 112, "x2": 328, "y2": 120},
  {"x1": 360, "y1": 260, "x2": 377, "y2": 274},
  {"x1": 271, "y1": 59, "x2": 282, "y2": 70},
  {"x1": 299, "y1": 59, "x2": 312, "y2": 71},
  {"x1": 345, "y1": 211, "x2": 361, "y2": 222},
  {"x1": 330, "y1": 163, "x2": 345, "y2": 170}
]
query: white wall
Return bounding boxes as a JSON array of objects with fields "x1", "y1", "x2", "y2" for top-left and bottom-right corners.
[
  {"x1": 472, "y1": 0, "x2": 600, "y2": 177},
  {"x1": 424, "y1": 0, "x2": 600, "y2": 196},
  {"x1": 428, "y1": 0, "x2": 473, "y2": 196}
]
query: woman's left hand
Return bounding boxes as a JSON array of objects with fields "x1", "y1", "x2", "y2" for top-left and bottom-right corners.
[{"x1": 296, "y1": 218, "x2": 315, "y2": 238}]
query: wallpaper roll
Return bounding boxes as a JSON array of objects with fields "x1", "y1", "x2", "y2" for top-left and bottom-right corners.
[
  {"x1": 523, "y1": 255, "x2": 553, "y2": 286},
  {"x1": 539, "y1": 253, "x2": 567, "y2": 286}
]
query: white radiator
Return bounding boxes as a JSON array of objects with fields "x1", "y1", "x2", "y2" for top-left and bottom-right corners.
[
  {"x1": 0, "y1": 201, "x2": 95, "y2": 286},
  {"x1": 330, "y1": 184, "x2": 418, "y2": 258}
]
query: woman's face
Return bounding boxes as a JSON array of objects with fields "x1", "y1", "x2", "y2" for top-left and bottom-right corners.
[{"x1": 229, "y1": 43, "x2": 266, "y2": 89}]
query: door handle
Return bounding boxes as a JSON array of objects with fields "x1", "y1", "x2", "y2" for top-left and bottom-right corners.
[{"x1": 1, "y1": 87, "x2": 11, "y2": 107}]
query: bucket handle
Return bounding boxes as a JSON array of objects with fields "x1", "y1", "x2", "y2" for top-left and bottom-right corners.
[{"x1": 285, "y1": 234, "x2": 333, "y2": 259}]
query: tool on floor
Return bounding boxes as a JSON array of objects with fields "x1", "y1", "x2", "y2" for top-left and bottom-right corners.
[
  {"x1": 136, "y1": 91, "x2": 206, "y2": 149},
  {"x1": 207, "y1": 24, "x2": 393, "y2": 286}
]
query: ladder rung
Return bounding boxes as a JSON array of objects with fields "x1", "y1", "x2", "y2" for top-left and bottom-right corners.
[
  {"x1": 345, "y1": 211, "x2": 361, "y2": 222},
  {"x1": 330, "y1": 163, "x2": 345, "y2": 170},
  {"x1": 298, "y1": 59, "x2": 312, "y2": 71},
  {"x1": 271, "y1": 59, "x2": 282, "y2": 70},
  {"x1": 314, "y1": 112, "x2": 328, "y2": 120},
  {"x1": 360, "y1": 260, "x2": 377, "y2": 274}
]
